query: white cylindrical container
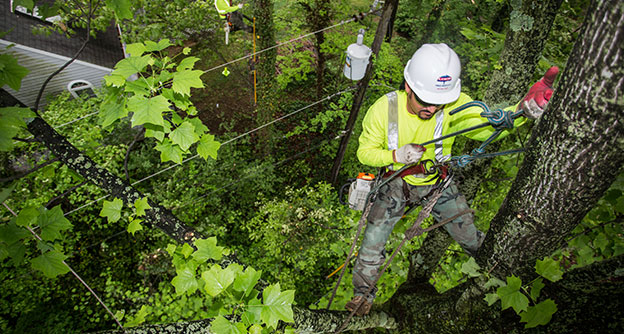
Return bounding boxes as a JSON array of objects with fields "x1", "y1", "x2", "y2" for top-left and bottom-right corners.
[{"x1": 344, "y1": 29, "x2": 372, "y2": 81}]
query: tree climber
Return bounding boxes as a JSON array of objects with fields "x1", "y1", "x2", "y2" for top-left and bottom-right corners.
[
  {"x1": 214, "y1": 0, "x2": 252, "y2": 35},
  {"x1": 346, "y1": 43, "x2": 559, "y2": 316}
]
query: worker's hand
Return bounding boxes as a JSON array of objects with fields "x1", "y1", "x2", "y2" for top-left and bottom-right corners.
[
  {"x1": 394, "y1": 144, "x2": 425, "y2": 165},
  {"x1": 518, "y1": 66, "x2": 559, "y2": 119},
  {"x1": 238, "y1": 3, "x2": 244, "y2": 8}
]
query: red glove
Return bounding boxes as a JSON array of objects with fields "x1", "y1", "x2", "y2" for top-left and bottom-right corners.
[{"x1": 518, "y1": 66, "x2": 559, "y2": 119}]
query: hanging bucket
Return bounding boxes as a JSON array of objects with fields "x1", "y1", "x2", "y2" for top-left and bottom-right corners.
[{"x1": 343, "y1": 29, "x2": 371, "y2": 81}]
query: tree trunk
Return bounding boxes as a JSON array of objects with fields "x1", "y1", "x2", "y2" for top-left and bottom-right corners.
[
  {"x1": 456, "y1": 0, "x2": 564, "y2": 203},
  {"x1": 254, "y1": 0, "x2": 277, "y2": 154},
  {"x1": 411, "y1": 0, "x2": 564, "y2": 281},
  {"x1": 393, "y1": 0, "x2": 624, "y2": 331},
  {"x1": 26, "y1": 117, "x2": 200, "y2": 245}
]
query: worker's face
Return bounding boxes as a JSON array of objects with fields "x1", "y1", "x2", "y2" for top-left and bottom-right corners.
[{"x1": 405, "y1": 85, "x2": 443, "y2": 120}]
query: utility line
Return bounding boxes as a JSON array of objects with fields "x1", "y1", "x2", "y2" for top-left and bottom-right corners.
[
  {"x1": 176, "y1": 133, "x2": 343, "y2": 210},
  {"x1": 63, "y1": 87, "x2": 355, "y2": 217},
  {"x1": 20, "y1": 9, "x2": 371, "y2": 142},
  {"x1": 2, "y1": 202, "x2": 124, "y2": 331},
  {"x1": 202, "y1": 9, "x2": 376, "y2": 74}
]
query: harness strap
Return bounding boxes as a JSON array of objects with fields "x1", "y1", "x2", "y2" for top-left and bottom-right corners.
[
  {"x1": 386, "y1": 91, "x2": 450, "y2": 171},
  {"x1": 386, "y1": 92, "x2": 399, "y2": 171}
]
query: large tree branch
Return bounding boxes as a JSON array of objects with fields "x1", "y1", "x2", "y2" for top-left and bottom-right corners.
[
  {"x1": 27, "y1": 117, "x2": 200, "y2": 244},
  {"x1": 96, "y1": 306, "x2": 397, "y2": 334}
]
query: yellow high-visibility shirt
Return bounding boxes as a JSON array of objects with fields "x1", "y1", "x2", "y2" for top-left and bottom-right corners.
[
  {"x1": 357, "y1": 91, "x2": 524, "y2": 186},
  {"x1": 215, "y1": 0, "x2": 239, "y2": 18}
]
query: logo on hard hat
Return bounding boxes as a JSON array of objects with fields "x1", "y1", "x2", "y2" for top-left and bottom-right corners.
[{"x1": 436, "y1": 75, "x2": 452, "y2": 90}]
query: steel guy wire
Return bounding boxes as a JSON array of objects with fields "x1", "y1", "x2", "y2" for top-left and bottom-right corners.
[
  {"x1": 2, "y1": 202, "x2": 124, "y2": 330},
  {"x1": 176, "y1": 133, "x2": 343, "y2": 210},
  {"x1": 63, "y1": 87, "x2": 355, "y2": 217},
  {"x1": 19, "y1": 9, "x2": 370, "y2": 142},
  {"x1": 202, "y1": 8, "x2": 376, "y2": 75}
]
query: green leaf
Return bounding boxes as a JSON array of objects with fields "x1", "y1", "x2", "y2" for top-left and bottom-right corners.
[
  {"x1": 593, "y1": 232, "x2": 610, "y2": 253},
  {"x1": 171, "y1": 265, "x2": 198, "y2": 295},
  {"x1": 182, "y1": 47, "x2": 191, "y2": 55},
  {"x1": 125, "y1": 79, "x2": 150, "y2": 96},
  {"x1": 155, "y1": 139, "x2": 184, "y2": 164},
  {"x1": 201, "y1": 264, "x2": 236, "y2": 297},
  {"x1": 530, "y1": 278, "x2": 545, "y2": 301},
  {"x1": 0, "y1": 183, "x2": 16, "y2": 204},
  {"x1": 105, "y1": 0, "x2": 133, "y2": 20},
  {"x1": 242, "y1": 296, "x2": 263, "y2": 325},
  {"x1": 535, "y1": 257, "x2": 563, "y2": 282},
  {"x1": 177, "y1": 57, "x2": 199, "y2": 71},
  {"x1": 460, "y1": 257, "x2": 481, "y2": 278},
  {"x1": 0, "y1": 107, "x2": 34, "y2": 151},
  {"x1": 144, "y1": 123, "x2": 166, "y2": 141},
  {"x1": 12, "y1": 0, "x2": 35, "y2": 11},
  {"x1": 0, "y1": 221, "x2": 30, "y2": 244},
  {"x1": 38, "y1": 206, "x2": 72, "y2": 242},
  {"x1": 99, "y1": 93, "x2": 127, "y2": 128},
  {"x1": 128, "y1": 95, "x2": 169, "y2": 127},
  {"x1": 125, "y1": 305, "x2": 150, "y2": 327},
  {"x1": 497, "y1": 275, "x2": 529, "y2": 314},
  {"x1": 172, "y1": 69, "x2": 204, "y2": 96},
  {"x1": 112, "y1": 55, "x2": 151, "y2": 79},
  {"x1": 197, "y1": 134, "x2": 221, "y2": 160},
  {"x1": 519, "y1": 299, "x2": 557, "y2": 328},
  {"x1": 127, "y1": 219, "x2": 143, "y2": 235},
  {"x1": 261, "y1": 283, "x2": 295, "y2": 329},
  {"x1": 133, "y1": 197, "x2": 151, "y2": 216},
  {"x1": 192, "y1": 237, "x2": 224, "y2": 262},
  {"x1": 145, "y1": 39, "x2": 172, "y2": 52},
  {"x1": 188, "y1": 117, "x2": 208, "y2": 134},
  {"x1": 15, "y1": 207, "x2": 39, "y2": 227},
  {"x1": 126, "y1": 43, "x2": 147, "y2": 57},
  {"x1": 484, "y1": 277, "x2": 506, "y2": 290},
  {"x1": 181, "y1": 243, "x2": 194, "y2": 258},
  {"x1": 165, "y1": 244, "x2": 177, "y2": 256},
  {"x1": 248, "y1": 324, "x2": 262, "y2": 334},
  {"x1": 233, "y1": 267, "x2": 262, "y2": 296},
  {"x1": 100, "y1": 198, "x2": 123, "y2": 223},
  {"x1": 170, "y1": 121, "x2": 200, "y2": 151},
  {"x1": 484, "y1": 293, "x2": 500, "y2": 306},
  {"x1": 210, "y1": 316, "x2": 246, "y2": 334},
  {"x1": 0, "y1": 54, "x2": 30, "y2": 91},
  {"x1": 104, "y1": 74, "x2": 126, "y2": 87},
  {"x1": 31, "y1": 250, "x2": 70, "y2": 278}
]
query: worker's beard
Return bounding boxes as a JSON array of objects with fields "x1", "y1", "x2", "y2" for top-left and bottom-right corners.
[{"x1": 418, "y1": 110, "x2": 435, "y2": 120}]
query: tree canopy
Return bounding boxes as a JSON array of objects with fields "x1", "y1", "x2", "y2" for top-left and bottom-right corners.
[{"x1": 1, "y1": 0, "x2": 622, "y2": 333}]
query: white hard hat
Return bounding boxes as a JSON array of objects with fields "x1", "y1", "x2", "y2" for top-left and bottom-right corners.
[{"x1": 403, "y1": 43, "x2": 461, "y2": 105}]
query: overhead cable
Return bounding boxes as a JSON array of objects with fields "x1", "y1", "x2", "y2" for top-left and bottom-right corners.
[{"x1": 63, "y1": 87, "x2": 355, "y2": 217}]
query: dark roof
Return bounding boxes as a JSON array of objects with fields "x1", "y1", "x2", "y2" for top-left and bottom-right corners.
[{"x1": 0, "y1": 2, "x2": 124, "y2": 68}]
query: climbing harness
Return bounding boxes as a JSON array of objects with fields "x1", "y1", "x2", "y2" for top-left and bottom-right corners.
[{"x1": 330, "y1": 99, "x2": 528, "y2": 331}]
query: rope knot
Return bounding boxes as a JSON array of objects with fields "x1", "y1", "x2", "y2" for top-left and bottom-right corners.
[{"x1": 482, "y1": 109, "x2": 514, "y2": 129}]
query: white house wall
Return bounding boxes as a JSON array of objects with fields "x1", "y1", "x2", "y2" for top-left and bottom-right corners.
[{"x1": 1, "y1": 40, "x2": 114, "y2": 108}]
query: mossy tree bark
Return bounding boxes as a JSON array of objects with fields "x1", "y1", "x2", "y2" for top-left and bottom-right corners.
[
  {"x1": 413, "y1": 0, "x2": 564, "y2": 281},
  {"x1": 300, "y1": 0, "x2": 332, "y2": 113},
  {"x1": 26, "y1": 117, "x2": 200, "y2": 245},
  {"x1": 393, "y1": 0, "x2": 624, "y2": 331}
]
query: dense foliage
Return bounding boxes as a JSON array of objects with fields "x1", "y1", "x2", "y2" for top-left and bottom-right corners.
[{"x1": 1, "y1": 0, "x2": 621, "y2": 333}]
